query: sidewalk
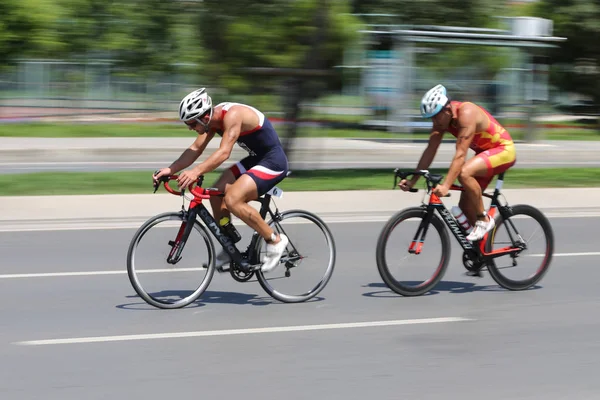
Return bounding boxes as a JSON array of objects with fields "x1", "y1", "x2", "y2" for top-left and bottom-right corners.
[
  {"x1": 1, "y1": 137, "x2": 600, "y2": 170},
  {"x1": 1, "y1": 188, "x2": 598, "y2": 231}
]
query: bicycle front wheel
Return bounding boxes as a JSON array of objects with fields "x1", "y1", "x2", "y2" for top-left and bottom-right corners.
[
  {"x1": 376, "y1": 207, "x2": 450, "y2": 296},
  {"x1": 127, "y1": 212, "x2": 216, "y2": 309},
  {"x1": 254, "y1": 210, "x2": 336, "y2": 303},
  {"x1": 485, "y1": 204, "x2": 554, "y2": 290}
]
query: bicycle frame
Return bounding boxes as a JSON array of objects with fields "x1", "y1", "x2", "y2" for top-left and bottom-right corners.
[
  {"x1": 403, "y1": 170, "x2": 523, "y2": 260},
  {"x1": 157, "y1": 174, "x2": 281, "y2": 272}
]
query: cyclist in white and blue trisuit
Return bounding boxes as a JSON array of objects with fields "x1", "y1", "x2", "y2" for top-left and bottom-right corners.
[{"x1": 153, "y1": 88, "x2": 289, "y2": 272}]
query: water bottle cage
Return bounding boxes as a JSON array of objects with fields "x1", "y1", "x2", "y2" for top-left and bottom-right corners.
[{"x1": 222, "y1": 222, "x2": 242, "y2": 243}]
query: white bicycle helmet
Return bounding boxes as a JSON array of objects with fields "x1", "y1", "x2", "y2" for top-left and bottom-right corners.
[
  {"x1": 178, "y1": 88, "x2": 213, "y2": 125},
  {"x1": 420, "y1": 84, "x2": 449, "y2": 118}
]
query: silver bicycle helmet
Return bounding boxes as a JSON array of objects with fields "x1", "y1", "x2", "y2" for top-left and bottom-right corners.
[
  {"x1": 179, "y1": 88, "x2": 213, "y2": 125},
  {"x1": 420, "y1": 84, "x2": 449, "y2": 118}
]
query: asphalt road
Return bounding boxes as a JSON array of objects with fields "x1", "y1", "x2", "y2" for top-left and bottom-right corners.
[{"x1": 1, "y1": 216, "x2": 599, "y2": 399}]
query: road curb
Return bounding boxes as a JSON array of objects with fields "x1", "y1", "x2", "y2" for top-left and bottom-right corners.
[{"x1": 1, "y1": 206, "x2": 598, "y2": 233}]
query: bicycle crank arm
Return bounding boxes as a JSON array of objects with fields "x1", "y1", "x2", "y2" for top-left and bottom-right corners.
[
  {"x1": 282, "y1": 255, "x2": 302, "y2": 267},
  {"x1": 237, "y1": 261, "x2": 261, "y2": 273}
]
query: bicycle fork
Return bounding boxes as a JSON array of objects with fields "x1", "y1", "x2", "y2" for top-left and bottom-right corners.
[
  {"x1": 408, "y1": 210, "x2": 434, "y2": 255},
  {"x1": 167, "y1": 209, "x2": 196, "y2": 265}
]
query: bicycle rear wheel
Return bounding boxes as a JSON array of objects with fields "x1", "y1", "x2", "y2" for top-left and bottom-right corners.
[
  {"x1": 254, "y1": 210, "x2": 336, "y2": 303},
  {"x1": 485, "y1": 204, "x2": 554, "y2": 290},
  {"x1": 376, "y1": 207, "x2": 450, "y2": 296},
  {"x1": 127, "y1": 212, "x2": 216, "y2": 309}
]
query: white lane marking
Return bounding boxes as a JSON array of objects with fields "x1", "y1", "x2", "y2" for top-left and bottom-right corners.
[
  {"x1": 0, "y1": 162, "x2": 174, "y2": 166},
  {"x1": 0, "y1": 161, "x2": 172, "y2": 169},
  {"x1": 0, "y1": 268, "x2": 204, "y2": 279},
  {"x1": 15, "y1": 317, "x2": 473, "y2": 346},
  {"x1": 1, "y1": 252, "x2": 597, "y2": 280},
  {"x1": 530, "y1": 252, "x2": 600, "y2": 257},
  {"x1": 292, "y1": 161, "x2": 600, "y2": 166}
]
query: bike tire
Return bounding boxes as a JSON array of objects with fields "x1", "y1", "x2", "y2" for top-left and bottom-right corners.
[
  {"x1": 485, "y1": 204, "x2": 554, "y2": 291},
  {"x1": 127, "y1": 212, "x2": 216, "y2": 309},
  {"x1": 376, "y1": 207, "x2": 450, "y2": 296},
  {"x1": 254, "y1": 210, "x2": 336, "y2": 303}
]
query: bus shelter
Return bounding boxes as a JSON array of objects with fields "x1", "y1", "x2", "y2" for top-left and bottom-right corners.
[{"x1": 359, "y1": 20, "x2": 566, "y2": 140}]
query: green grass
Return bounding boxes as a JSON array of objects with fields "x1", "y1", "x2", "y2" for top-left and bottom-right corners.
[
  {"x1": 0, "y1": 122, "x2": 413, "y2": 139},
  {"x1": 0, "y1": 123, "x2": 187, "y2": 138},
  {"x1": 301, "y1": 112, "x2": 369, "y2": 124},
  {"x1": 1, "y1": 168, "x2": 599, "y2": 196},
  {"x1": 511, "y1": 129, "x2": 600, "y2": 141},
  {"x1": 301, "y1": 127, "x2": 405, "y2": 139},
  {"x1": 282, "y1": 168, "x2": 600, "y2": 190}
]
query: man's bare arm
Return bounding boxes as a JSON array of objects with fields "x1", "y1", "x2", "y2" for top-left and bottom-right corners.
[
  {"x1": 194, "y1": 111, "x2": 241, "y2": 176},
  {"x1": 442, "y1": 106, "x2": 476, "y2": 187},
  {"x1": 168, "y1": 131, "x2": 215, "y2": 173},
  {"x1": 410, "y1": 128, "x2": 444, "y2": 185}
]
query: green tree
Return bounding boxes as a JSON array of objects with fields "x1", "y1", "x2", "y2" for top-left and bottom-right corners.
[
  {"x1": 0, "y1": 0, "x2": 62, "y2": 67},
  {"x1": 54, "y1": 0, "x2": 181, "y2": 74},
  {"x1": 196, "y1": 0, "x2": 362, "y2": 93},
  {"x1": 534, "y1": 0, "x2": 600, "y2": 112},
  {"x1": 53, "y1": 0, "x2": 113, "y2": 58},
  {"x1": 351, "y1": 0, "x2": 505, "y2": 28},
  {"x1": 107, "y1": 0, "x2": 180, "y2": 73}
]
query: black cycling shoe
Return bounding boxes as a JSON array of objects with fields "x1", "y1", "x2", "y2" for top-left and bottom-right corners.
[{"x1": 465, "y1": 269, "x2": 483, "y2": 278}]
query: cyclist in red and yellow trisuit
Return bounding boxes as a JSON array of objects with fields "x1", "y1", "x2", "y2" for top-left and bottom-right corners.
[{"x1": 399, "y1": 84, "x2": 517, "y2": 241}]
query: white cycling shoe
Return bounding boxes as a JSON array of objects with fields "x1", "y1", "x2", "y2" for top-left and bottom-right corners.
[
  {"x1": 261, "y1": 234, "x2": 289, "y2": 273},
  {"x1": 214, "y1": 250, "x2": 231, "y2": 271},
  {"x1": 466, "y1": 217, "x2": 495, "y2": 242}
]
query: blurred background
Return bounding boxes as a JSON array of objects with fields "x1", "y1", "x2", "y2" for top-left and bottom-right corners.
[{"x1": 0, "y1": 0, "x2": 598, "y2": 145}]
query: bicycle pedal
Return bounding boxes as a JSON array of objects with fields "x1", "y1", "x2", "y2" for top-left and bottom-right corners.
[
  {"x1": 465, "y1": 270, "x2": 483, "y2": 278},
  {"x1": 249, "y1": 264, "x2": 262, "y2": 272}
]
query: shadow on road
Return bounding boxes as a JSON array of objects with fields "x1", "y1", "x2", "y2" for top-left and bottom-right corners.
[
  {"x1": 117, "y1": 289, "x2": 325, "y2": 310},
  {"x1": 362, "y1": 280, "x2": 542, "y2": 298}
]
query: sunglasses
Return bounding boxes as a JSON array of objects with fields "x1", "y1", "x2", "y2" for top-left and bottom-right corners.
[{"x1": 185, "y1": 119, "x2": 199, "y2": 128}]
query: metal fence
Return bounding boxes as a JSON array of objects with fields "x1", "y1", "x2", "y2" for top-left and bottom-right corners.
[{"x1": 0, "y1": 60, "x2": 207, "y2": 115}]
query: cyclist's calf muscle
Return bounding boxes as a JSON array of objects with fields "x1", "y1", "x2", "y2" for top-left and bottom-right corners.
[
  {"x1": 209, "y1": 169, "x2": 236, "y2": 222},
  {"x1": 457, "y1": 156, "x2": 490, "y2": 223},
  {"x1": 223, "y1": 175, "x2": 276, "y2": 242}
]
